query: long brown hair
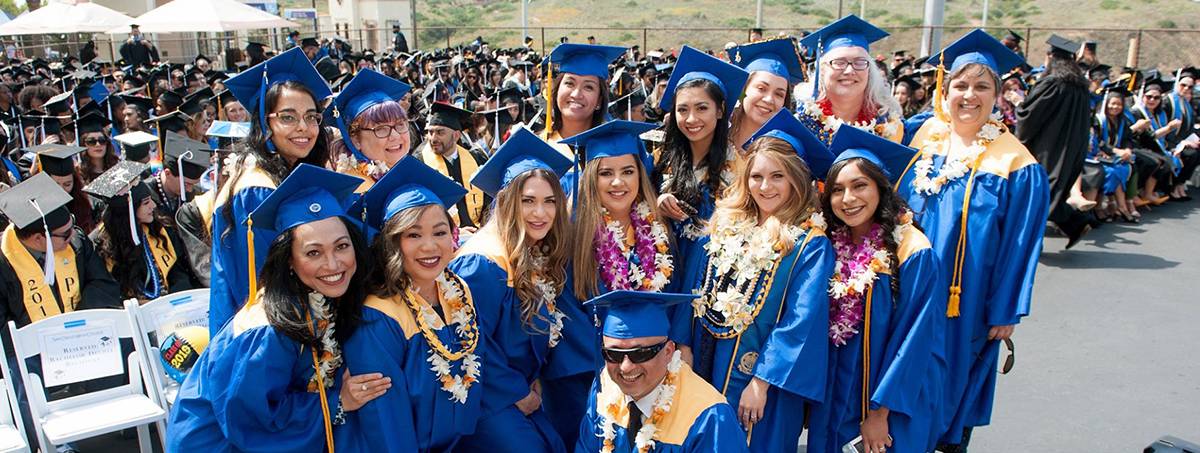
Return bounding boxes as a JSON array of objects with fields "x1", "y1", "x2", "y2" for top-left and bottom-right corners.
[
  {"x1": 550, "y1": 72, "x2": 609, "y2": 135},
  {"x1": 711, "y1": 136, "x2": 817, "y2": 255}
]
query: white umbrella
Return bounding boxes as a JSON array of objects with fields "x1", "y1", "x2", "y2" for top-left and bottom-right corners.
[
  {"x1": 108, "y1": 0, "x2": 299, "y2": 34},
  {"x1": 0, "y1": 1, "x2": 134, "y2": 35}
]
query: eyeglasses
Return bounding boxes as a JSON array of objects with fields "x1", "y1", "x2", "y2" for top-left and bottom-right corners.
[
  {"x1": 359, "y1": 122, "x2": 410, "y2": 139},
  {"x1": 1144, "y1": 94, "x2": 1162, "y2": 100},
  {"x1": 83, "y1": 137, "x2": 109, "y2": 146},
  {"x1": 50, "y1": 215, "x2": 76, "y2": 240},
  {"x1": 826, "y1": 58, "x2": 871, "y2": 71},
  {"x1": 268, "y1": 111, "x2": 322, "y2": 127},
  {"x1": 602, "y1": 341, "x2": 667, "y2": 364}
]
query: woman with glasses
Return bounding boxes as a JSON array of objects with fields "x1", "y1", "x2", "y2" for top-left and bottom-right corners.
[
  {"x1": 678, "y1": 111, "x2": 835, "y2": 452},
  {"x1": 1089, "y1": 86, "x2": 1140, "y2": 223},
  {"x1": 795, "y1": 16, "x2": 904, "y2": 146},
  {"x1": 894, "y1": 31, "x2": 1049, "y2": 453},
  {"x1": 208, "y1": 47, "x2": 334, "y2": 337},
  {"x1": 75, "y1": 113, "x2": 119, "y2": 184},
  {"x1": 1131, "y1": 77, "x2": 1183, "y2": 208},
  {"x1": 327, "y1": 69, "x2": 413, "y2": 192}
]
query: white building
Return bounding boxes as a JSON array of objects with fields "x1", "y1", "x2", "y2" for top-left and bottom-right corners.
[{"x1": 326, "y1": 0, "x2": 414, "y2": 52}]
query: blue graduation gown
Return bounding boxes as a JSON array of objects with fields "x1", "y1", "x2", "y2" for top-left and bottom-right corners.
[
  {"x1": 207, "y1": 167, "x2": 277, "y2": 337},
  {"x1": 677, "y1": 227, "x2": 834, "y2": 453},
  {"x1": 339, "y1": 290, "x2": 482, "y2": 452},
  {"x1": 167, "y1": 303, "x2": 345, "y2": 453},
  {"x1": 575, "y1": 365, "x2": 750, "y2": 453},
  {"x1": 806, "y1": 226, "x2": 949, "y2": 453},
  {"x1": 896, "y1": 120, "x2": 1049, "y2": 444},
  {"x1": 449, "y1": 230, "x2": 566, "y2": 453}
]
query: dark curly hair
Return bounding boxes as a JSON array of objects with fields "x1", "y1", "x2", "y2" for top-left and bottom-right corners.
[
  {"x1": 653, "y1": 77, "x2": 731, "y2": 210},
  {"x1": 96, "y1": 195, "x2": 172, "y2": 298}
]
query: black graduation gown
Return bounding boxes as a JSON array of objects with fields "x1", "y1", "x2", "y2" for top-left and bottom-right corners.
[
  {"x1": 1016, "y1": 75, "x2": 1092, "y2": 225},
  {"x1": 0, "y1": 228, "x2": 121, "y2": 329},
  {"x1": 89, "y1": 226, "x2": 199, "y2": 300}
]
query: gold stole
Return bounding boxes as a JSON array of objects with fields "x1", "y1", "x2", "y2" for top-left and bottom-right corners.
[
  {"x1": 143, "y1": 225, "x2": 178, "y2": 292},
  {"x1": 1, "y1": 226, "x2": 81, "y2": 322},
  {"x1": 421, "y1": 144, "x2": 484, "y2": 226}
]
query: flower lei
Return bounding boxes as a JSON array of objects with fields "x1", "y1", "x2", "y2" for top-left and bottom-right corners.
[
  {"x1": 595, "y1": 202, "x2": 673, "y2": 292},
  {"x1": 598, "y1": 350, "x2": 683, "y2": 453},
  {"x1": 827, "y1": 224, "x2": 892, "y2": 346},
  {"x1": 306, "y1": 292, "x2": 342, "y2": 392},
  {"x1": 531, "y1": 254, "x2": 566, "y2": 348},
  {"x1": 694, "y1": 212, "x2": 826, "y2": 336},
  {"x1": 333, "y1": 152, "x2": 390, "y2": 181},
  {"x1": 799, "y1": 100, "x2": 900, "y2": 144},
  {"x1": 910, "y1": 112, "x2": 1005, "y2": 196},
  {"x1": 408, "y1": 271, "x2": 482, "y2": 404}
]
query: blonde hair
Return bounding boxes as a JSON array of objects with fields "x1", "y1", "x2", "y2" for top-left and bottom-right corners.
[
  {"x1": 711, "y1": 136, "x2": 817, "y2": 255},
  {"x1": 571, "y1": 155, "x2": 671, "y2": 299},
  {"x1": 486, "y1": 169, "x2": 572, "y2": 331},
  {"x1": 369, "y1": 204, "x2": 452, "y2": 298},
  {"x1": 818, "y1": 48, "x2": 903, "y2": 121}
]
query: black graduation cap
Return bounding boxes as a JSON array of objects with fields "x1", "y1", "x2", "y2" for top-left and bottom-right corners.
[
  {"x1": 68, "y1": 111, "x2": 109, "y2": 135},
  {"x1": 145, "y1": 110, "x2": 188, "y2": 134},
  {"x1": 894, "y1": 73, "x2": 922, "y2": 92},
  {"x1": 163, "y1": 132, "x2": 212, "y2": 179},
  {"x1": 300, "y1": 37, "x2": 320, "y2": 48},
  {"x1": 890, "y1": 60, "x2": 913, "y2": 79},
  {"x1": 0, "y1": 173, "x2": 74, "y2": 232},
  {"x1": 158, "y1": 89, "x2": 186, "y2": 111},
  {"x1": 30, "y1": 143, "x2": 85, "y2": 176},
  {"x1": 118, "y1": 90, "x2": 155, "y2": 113},
  {"x1": 205, "y1": 70, "x2": 229, "y2": 85},
  {"x1": 426, "y1": 102, "x2": 472, "y2": 131},
  {"x1": 1143, "y1": 76, "x2": 1170, "y2": 93},
  {"x1": 1005, "y1": 29, "x2": 1024, "y2": 43},
  {"x1": 82, "y1": 160, "x2": 150, "y2": 201},
  {"x1": 43, "y1": 91, "x2": 74, "y2": 115},
  {"x1": 892, "y1": 50, "x2": 907, "y2": 58},
  {"x1": 178, "y1": 87, "x2": 213, "y2": 116},
  {"x1": 1178, "y1": 66, "x2": 1199, "y2": 80},
  {"x1": 113, "y1": 131, "x2": 158, "y2": 162},
  {"x1": 1046, "y1": 34, "x2": 1081, "y2": 56},
  {"x1": 1088, "y1": 64, "x2": 1112, "y2": 80},
  {"x1": 246, "y1": 41, "x2": 267, "y2": 52}
]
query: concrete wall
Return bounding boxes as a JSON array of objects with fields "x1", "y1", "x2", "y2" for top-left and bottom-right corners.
[{"x1": 327, "y1": 0, "x2": 413, "y2": 52}]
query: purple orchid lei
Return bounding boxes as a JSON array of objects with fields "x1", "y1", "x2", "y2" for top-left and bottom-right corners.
[
  {"x1": 595, "y1": 204, "x2": 663, "y2": 291},
  {"x1": 828, "y1": 223, "x2": 887, "y2": 346}
]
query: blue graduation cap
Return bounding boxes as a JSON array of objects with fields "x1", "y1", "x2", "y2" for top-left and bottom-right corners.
[
  {"x1": 558, "y1": 120, "x2": 657, "y2": 162},
  {"x1": 584, "y1": 290, "x2": 698, "y2": 339},
  {"x1": 745, "y1": 109, "x2": 836, "y2": 177},
  {"x1": 929, "y1": 29, "x2": 1025, "y2": 75},
  {"x1": 659, "y1": 46, "x2": 750, "y2": 120},
  {"x1": 225, "y1": 47, "x2": 332, "y2": 150},
  {"x1": 248, "y1": 163, "x2": 363, "y2": 233},
  {"x1": 548, "y1": 44, "x2": 627, "y2": 79},
  {"x1": 726, "y1": 38, "x2": 806, "y2": 85},
  {"x1": 328, "y1": 69, "x2": 412, "y2": 162},
  {"x1": 471, "y1": 127, "x2": 573, "y2": 196},
  {"x1": 351, "y1": 155, "x2": 467, "y2": 229},
  {"x1": 829, "y1": 124, "x2": 918, "y2": 183},
  {"x1": 799, "y1": 15, "x2": 888, "y2": 97},
  {"x1": 88, "y1": 82, "x2": 110, "y2": 106}
]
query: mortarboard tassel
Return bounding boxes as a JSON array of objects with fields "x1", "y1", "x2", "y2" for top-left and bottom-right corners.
[
  {"x1": 127, "y1": 192, "x2": 141, "y2": 246},
  {"x1": 28, "y1": 200, "x2": 55, "y2": 285},
  {"x1": 933, "y1": 64, "x2": 947, "y2": 123},
  {"x1": 811, "y1": 38, "x2": 823, "y2": 99},
  {"x1": 545, "y1": 61, "x2": 554, "y2": 136},
  {"x1": 246, "y1": 217, "x2": 258, "y2": 306},
  {"x1": 178, "y1": 151, "x2": 192, "y2": 203}
]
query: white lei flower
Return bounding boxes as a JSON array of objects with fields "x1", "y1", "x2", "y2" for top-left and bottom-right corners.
[
  {"x1": 531, "y1": 255, "x2": 566, "y2": 348},
  {"x1": 308, "y1": 292, "x2": 341, "y2": 389},
  {"x1": 802, "y1": 100, "x2": 878, "y2": 135},
  {"x1": 417, "y1": 274, "x2": 482, "y2": 404},
  {"x1": 911, "y1": 113, "x2": 1005, "y2": 196},
  {"x1": 600, "y1": 202, "x2": 673, "y2": 292},
  {"x1": 598, "y1": 350, "x2": 683, "y2": 453},
  {"x1": 333, "y1": 152, "x2": 390, "y2": 180}
]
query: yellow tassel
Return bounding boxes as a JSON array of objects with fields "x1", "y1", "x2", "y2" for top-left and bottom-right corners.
[
  {"x1": 933, "y1": 64, "x2": 947, "y2": 122},
  {"x1": 246, "y1": 217, "x2": 258, "y2": 306},
  {"x1": 947, "y1": 286, "x2": 961, "y2": 318},
  {"x1": 544, "y1": 61, "x2": 554, "y2": 134}
]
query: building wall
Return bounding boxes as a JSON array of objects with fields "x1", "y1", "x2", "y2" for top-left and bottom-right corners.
[{"x1": 327, "y1": 0, "x2": 413, "y2": 52}]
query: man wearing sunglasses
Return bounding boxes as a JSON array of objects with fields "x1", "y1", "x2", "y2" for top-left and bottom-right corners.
[{"x1": 577, "y1": 291, "x2": 749, "y2": 453}]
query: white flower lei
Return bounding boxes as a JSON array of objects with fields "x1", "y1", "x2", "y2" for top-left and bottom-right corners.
[
  {"x1": 333, "y1": 152, "x2": 390, "y2": 180},
  {"x1": 531, "y1": 255, "x2": 566, "y2": 348},
  {"x1": 599, "y1": 202, "x2": 673, "y2": 292},
  {"x1": 910, "y1": 112, "x2": 1005, "y2": 196},
  {"x1": 598, "y1": 350, "x2": 683, "y2": 453},
  {"x1": 417, "y1": 273, "x2": 482, "y2": 404},
  {"x1": 802, "y1": 100, "x2": 879, "y2": 135},
  {"x1": 307, "y1": 292, "x2": 341, "y2": 389}
]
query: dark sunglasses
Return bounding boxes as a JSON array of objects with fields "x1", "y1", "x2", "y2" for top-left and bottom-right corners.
[
  {"x1": 602, "y1": 341, "x2": 667, "y2": 364},
  {"x1": 83, "y1": 137, "x2": 109, "y2": 146},
  {"x1": 998, "y1": 338, "x2": 1015, "y2": 375}
]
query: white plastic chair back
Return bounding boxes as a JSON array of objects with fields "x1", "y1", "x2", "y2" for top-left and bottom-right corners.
[
  {"x1": 126, "y1": 289, "x2": 209, "y2": 408},
  {"x1": 0, "y1": 342, "x2": 30, "y2": 453}
]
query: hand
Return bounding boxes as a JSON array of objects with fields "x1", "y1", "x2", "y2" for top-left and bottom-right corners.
[
  {"x1": 737, "y1": 377, "x2": 768, "y2": 429},
  {"x1": 656, "y1": 193, "x2": 687, "y2": 221},
  {"x1": 1131, "y1": 119, "x2": 1152, "y2": 132},
  {"x1": 988, "y1": 324, "x2": 1015, "y2": 341},
  {"x1": 514, "y1": 388, "x2": 542, "y2": 416},
  {"x1": 339, "y1": 370, "x2": 392, "y2": 412},
  {"x1": 1115, "y1": 148, "x2": 1133, "y2": 162},
  {"x1": 860, "y1": 407, "x2": 893, "y2": 453},
  {"x1": 1168, "y1": 119, "x2": 1182, "y2": 130}
]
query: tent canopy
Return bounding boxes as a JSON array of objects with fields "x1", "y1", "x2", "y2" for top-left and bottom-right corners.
[
  {"x1": 0, "y1": 1, "x2": 134, "y2": 36},
  {"x1": 109, "y1": 0, "x2": 299, "y2": 34}
]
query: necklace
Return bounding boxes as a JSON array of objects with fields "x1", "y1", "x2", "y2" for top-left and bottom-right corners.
[
  {"x1": 827, "y1": 223, "x2": 892, "y2": 346},
  {"x1": 334, "y1": 152, "x2": 390, "y2": 181},
  {"x1": 595, "y1": 202, "x2": 673, "y2": 292},
  {"x1": 530, "y1": 254, "x2": 566, "y2": 348},
  {"x1": 800, "y1": 99, "x2": 900, "y2": 145},
  {"x1": 598, "y1": 350, "x2": 683, "y2": 453},
  {"x1": 406, "y1": 271, "x2": 482, "y2": 403},
  {"x1": 153, "y1": 176, "x2": 179, "y2": 213},
  {"x1": 306, "y1": 292, "x2": 342, "y2": 393},
  {"x1": 909, "y1": 114, "x2": 1004, "y2": 196}
]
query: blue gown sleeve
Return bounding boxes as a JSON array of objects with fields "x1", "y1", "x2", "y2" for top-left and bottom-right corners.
[
  {"x1": 902, "y1": 111, "x2": 934, "y2": 146},
  {"x1": 208, "y1": 186, "x2": 275, "y2": 336},
  {"x1": 682, "y1": 404, "x2": 752, "y2": 453},
  {"x1": 871, "y1": 248, "x2": 946, "y2": 417},
  {"x1": 339, "y1": 313, "x2": 419, "y2": 452},
  {"x1": 574, "y1": 377, "x2": 603, "y2": 453},
  {"x1": 449, "y1": 254, "x2": 507, "y2": 338},
  {"x1": 985, "y1": 164, "x2": 1049, "y2": 327},
  {"x1": 752, "y1": 235, "x2": 835, "y2": 402},
  {"x1": 669, "y1": 235, "x2": 712, "y2": 348}
]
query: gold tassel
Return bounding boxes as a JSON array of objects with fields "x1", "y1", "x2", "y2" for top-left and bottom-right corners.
[
  {"x1": 933, "y1": 63, "x2": 947, "y2": 122},
  {"x1": 946, "y1": 286, "x2": 961, "y2": 318},
  {"x1": 246, "y1": 217, "x2": 258, "y2": 306},
  {"x1": 544, "y1": 61, "x2": 554, "y2": 134}
]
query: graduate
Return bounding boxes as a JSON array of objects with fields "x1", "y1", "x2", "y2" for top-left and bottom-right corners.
[
  {"x1": 29, "y1": 143, "x2": 96, "y2": 234},
  {"x1": 677, "y1": 110, "x2": 834, "y2": 452},
  {"x1": 73, "y1": 111, "x2": 119, "y2": 184},
  {"x1": 1089, "y1": 86, "x2": 1138, "y2": 223},
  {"x1": 339, "y1": 156, "x2": 480, "y2": 452},
  {"x1": 894, "y1": 30, "x2": 1050, "y2": 452},
  {"x1": 449, "y1": 127, "x2": 574, "y2": 453},
  {"x1": 207, "y1": 47, "x2": 333, "y2": 336},
  {"x1": 651, "y1": 46, "x2": 748, "y2": 269},
  {"x1": 542, "y1": 43, "x2": 626, "y2": 157},
  {"x1": 807, "y1": 126, "x2": 947, "y2": 453},
  {"x1": 725, "y1": 38, "x2": 806, "y2": 156},
  {"x1": 85, "y1": 161, "x2": 198, "y2": 302},
  {"x1": 575, "y1": 291, "x2": 748, "y2": 453},
  {"x1": 147, "y1": 132, "x2": 212, "y2": 219},
  {"x1": 327, "y1": 69, "x2": 413, "y2": 192},
  {"x1": 416, "y1": 102, "x2": 490, "y2": 230},
  {"x1": 548, "y1": 120, "x2": 676, "y2": 447},
  {"x1": 796, "y1": 15, "x2": 904, "y2": 145},
  {"x1": 167, "y1": 165, "x2": 390, "y2": 452}
]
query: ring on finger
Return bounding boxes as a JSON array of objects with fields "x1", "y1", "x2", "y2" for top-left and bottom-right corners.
[{"x1": 361, "y1": 383, "x2": 368, "y2": 392}]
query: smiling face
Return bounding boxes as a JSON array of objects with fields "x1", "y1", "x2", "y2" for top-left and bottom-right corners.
[
  {"x1": 396, "y1": 205, "x2": 455, "y2": 289},
  {"x1": 674, "y1": 85, "x2": 720, "y2": 144},
  {"x1": 224, "y1": 100, "x2": 249, "y2": 123},
  {"x1": 353, "y1": 120, "x2": 411, "y2": 167},
  {"x1": 1105, "y1": 95, "x2": 1125, "y2": 119},
  {"x1": 742, "y1": 71, "x2": 789, "y2": 126},
  {"x1": 82, "y1": 132, "x2": 107, "y2": 159},
  {"x1": 829, "y1": 160, "x2": 880, "y2": 233},
  {"x1": 135, "y1": 196, "x2": 157, "y2": 224},
  {"x1": 748, "y1": 152, "x2": 794, "y2": 220},
  {"x1": 519, "y1": 175, "x2": 557, "y2": 242},
  {"x1": 821, "y1": 46, "x2": 871, "y2": 100},
  {"x1": 1142, "y1": 88, "x2": 1163, "y2": 110},
  {"x1": 556, "y1": 73, "x2": 601, "y2": 123},
  {"x1": 603, "y1": 336, "x2": 674, "y2": 400},
  {"x1": 946, "y1": 65, "x2": 998, "y2": 131},
  {"x1": 269, "y1": 87, "x2": 320, "y2": 164},
  {"x1": 290, "y1": 217, "x2": 357, "y2": 298},
  {"x1": 594, "y1": 154, "x2": 640, "y2": 216}
]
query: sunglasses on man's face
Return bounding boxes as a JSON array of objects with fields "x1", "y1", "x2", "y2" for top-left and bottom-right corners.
[{"x1": 602, "y1": 341, "x2": 667, "y2": 364}]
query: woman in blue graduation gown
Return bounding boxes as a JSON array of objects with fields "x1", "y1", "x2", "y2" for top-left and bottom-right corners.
[
  {"x1": 208, "y1": 47, "x2": 334, "y2": 336},
  {"x1": 449, "y1": 128, "x2": 574, "y2": 453},
  {"x1": 326, "y1": 69, "x2": 413, "y2": 193},
  {"x1": 168, "y1": 165, "x2": 392, "y2": 452},
  {"x1": 895, "y1": 30, "x2": 1050, "y2": 451},
  {"x1": 339, "y1": 156, "x2": 481, "y2": 452},
  {"x1": 725, "y1": 38, "x2": 805, "y2": 157},
  {"x1": 807, "y1": 126, "x2": 947, "y2": 453},
  {"x1": 677, "y1": 110, "x2": 835, "y2": 452}
]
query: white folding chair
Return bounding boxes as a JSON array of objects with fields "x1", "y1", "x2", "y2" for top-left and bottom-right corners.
[
  {"x1": 125, "y1": 288, "x2": 210, "y2": 409},
  {"x1": 8, "y1": 309, "x2": 166, "y2": 453},
  {"x1": 0, "y1": 342, "x2": 30, "y2": 453}
]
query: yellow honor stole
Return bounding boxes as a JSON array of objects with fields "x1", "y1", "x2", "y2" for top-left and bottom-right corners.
[
  {"x1": 143, "y1": 225, "x2": 178, "y2": 293},
  {"x1": 1, "y1": 226, "x2": 80, "y2": 322},
  {"x1": 421, "y1": 144, "x2": 485, "y2": 226}
]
